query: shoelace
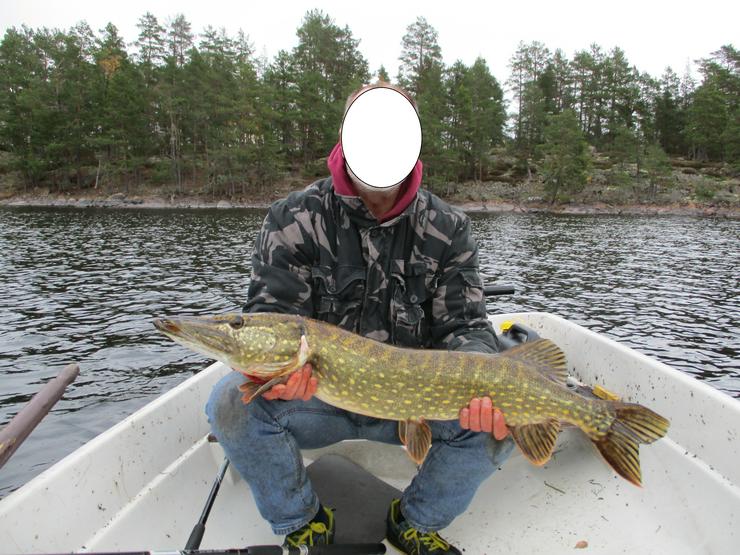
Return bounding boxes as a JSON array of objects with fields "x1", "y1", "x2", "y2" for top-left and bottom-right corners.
[
  {"x1": 402, "y1": 527, "x2": 451, "y2": 551},
  {"x1": 286, "y1": 521, "x2": 328, "y2": 547}
]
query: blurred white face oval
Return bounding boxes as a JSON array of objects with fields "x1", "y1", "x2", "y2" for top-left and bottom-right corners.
[{"x1": 341, "y1": 87, "x2": 422, "y2": 189}]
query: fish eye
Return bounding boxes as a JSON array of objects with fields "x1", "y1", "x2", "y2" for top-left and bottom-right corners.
[{"x1": 229, "y1": 315, "x2": 244, "y2": 330}]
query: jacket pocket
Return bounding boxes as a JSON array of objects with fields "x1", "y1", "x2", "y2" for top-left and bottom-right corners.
[
  {"x1": 458, "y1": 267, "x2": 485, "y2": 318},
  {"x1": 390, "y1": 263, "x2": 434, "y2": 347},
  {"x1": 312, "y1": 265, "x2": 366, "y2": 331}
]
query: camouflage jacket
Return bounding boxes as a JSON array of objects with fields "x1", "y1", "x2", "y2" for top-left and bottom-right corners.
[{"x1": 244, "y1": 177, "x2": 500, "y2": 354}]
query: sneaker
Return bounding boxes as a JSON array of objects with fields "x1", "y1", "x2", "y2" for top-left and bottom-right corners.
[
  {"x1": 283, "y1": 505, "x2": 335, "y2": 547},
  {"x1": 386, "y1": 498, "x2": 461, "y2": 555}
]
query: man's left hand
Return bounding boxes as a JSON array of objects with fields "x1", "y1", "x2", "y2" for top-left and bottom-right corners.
[{"x1": 459, "y1": 396, "x2": 510, "y2": 440}]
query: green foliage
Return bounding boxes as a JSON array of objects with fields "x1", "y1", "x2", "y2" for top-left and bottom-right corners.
[
  {"x1": 416, "y1": 61, "x2": 450, "y2": 180},
  {"x1": 537, "y1": 110, "x2": 591, "y2": 203},
  {"x1": 0, "y1": 14, "x2": 736, "y2": 197},
  {"x1": 687, "y1": 82, "x2": 728, "y2": 160},
  {"x1": 642, "y1": 143, "x2": 672, "y2": 198},
  {"x1": 292, "y1": 9, "x2": 369, "y2": 163},
  {"x1": 694, "y1": 179, "x2": 717, "y2": 201},
  {"x1": 654, "y1": 68, "x2": 688, "y2": 155},
  {"x1": 608, "y1": 124, "x2": 639, "y2": 171},
  {"x1": 397, "y1": 16, "x2": 442, "y2": 96},
  {"x1": 723, "y1": 108, "x2": 740, "y2": 172}
]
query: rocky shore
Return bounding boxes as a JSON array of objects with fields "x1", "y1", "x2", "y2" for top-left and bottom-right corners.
[{"x1": 1, "y1": 192, "x2": 737, "y2": 218}]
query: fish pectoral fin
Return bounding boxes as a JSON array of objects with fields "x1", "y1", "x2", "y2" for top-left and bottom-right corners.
[
  {"x1": 398, "y1": 419, "x2": 432, "y2": 465},
  {"x1": 500, "y1": 339, "x2": 568, "y2": 386},
  {"x1": 238, "y1": 376, "x2": 287, "y2": 404},
  {"x1": 510, "y1": 418, "x2": 561, "y2": 466}
]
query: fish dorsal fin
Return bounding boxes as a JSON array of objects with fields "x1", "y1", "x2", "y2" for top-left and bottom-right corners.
[
  {"x1": 500, "y1": 339, "x2": 568, "y2": 386},
  {"x1": 398, "y1": 419, "x2": 432, "y2": 465},
  {"x1": 510, "y1": 418, "x2": 561, "y2": 466}
]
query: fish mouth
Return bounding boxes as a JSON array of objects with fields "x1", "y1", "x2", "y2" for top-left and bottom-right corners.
[
  {"x1": 153, "y1": 316, "x2": 236, "y2": 360},
  {"x1": 153, "y1": 318, "x2": 181, "y2": 335}
]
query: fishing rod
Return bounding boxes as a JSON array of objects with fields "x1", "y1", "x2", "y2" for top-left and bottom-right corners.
[
  {"x1": 180, "y1": 455, "x2": 386, "y2": 554},
  {"x1": 185, "y1": 457, "x2": 230, "y2": 550},
  {"x1": 23, "y1": 546, "x2": 387, "y2": 555}
]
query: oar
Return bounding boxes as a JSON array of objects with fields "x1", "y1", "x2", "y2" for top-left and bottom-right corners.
[
  {"x1": 22, "y1": 545, "x2": 387, "y2": 554},
  {"x1": 0, "y1": 363, "x2": 79, "y2": 469},
  {"x1": 185, "y1": 456, "x2": 230, "y2": 550}
]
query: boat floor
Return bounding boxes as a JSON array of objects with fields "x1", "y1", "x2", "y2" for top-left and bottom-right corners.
[
  {"x1": 307, "y1": 454, "x2": 401, "y2": 543},
  {"x1": 78, "y1": 432, "x2": 738, "y2": 554}
]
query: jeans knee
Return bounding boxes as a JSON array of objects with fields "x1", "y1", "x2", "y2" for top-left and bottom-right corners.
[{"x1": 206, "y1": 372, "x2": 255, "y2": 441}]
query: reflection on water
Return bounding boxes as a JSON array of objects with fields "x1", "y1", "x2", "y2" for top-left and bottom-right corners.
[{"x1": 0, "y1": 207, "x2": 738, "y2": 496}]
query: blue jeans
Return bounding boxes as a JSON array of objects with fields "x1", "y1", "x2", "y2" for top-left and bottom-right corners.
[{"x1": 206, "y1": 372, "x2": 514, "y2": 535}]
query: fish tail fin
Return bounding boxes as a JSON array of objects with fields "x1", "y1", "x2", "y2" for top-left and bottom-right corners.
[{"x1": 593, "y1": 403, "x2": 670, "y2": 487}]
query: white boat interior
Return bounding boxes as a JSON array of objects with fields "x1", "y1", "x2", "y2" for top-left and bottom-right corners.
[{"x1": 0, "y1": 312, "x2": 738, "y2": 554}]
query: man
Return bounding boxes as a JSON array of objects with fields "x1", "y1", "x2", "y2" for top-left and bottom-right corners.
[{"x1": 206, "y1": 83, "x2": 512, "y2": 555}]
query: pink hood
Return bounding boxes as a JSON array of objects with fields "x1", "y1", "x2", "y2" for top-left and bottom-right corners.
[{"x1": 327, "y1": 142, "x2": 423, "y2": 222}]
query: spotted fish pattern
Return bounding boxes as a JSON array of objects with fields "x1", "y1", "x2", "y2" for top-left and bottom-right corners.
[{"x1": 155, "y1": 312, "x2": 670, "y2": 487}]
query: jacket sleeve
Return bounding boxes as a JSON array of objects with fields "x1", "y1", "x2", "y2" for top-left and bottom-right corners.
[
  {"x1": 243, "y1": 199, "x2": 315, "y2": 316},
  {"x1": 430, "y1": 216, "x2": 501, "y2": 354}
]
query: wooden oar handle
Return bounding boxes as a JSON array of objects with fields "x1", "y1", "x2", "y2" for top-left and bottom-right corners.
[{"x1": 0, "y1": 363, "x2": 79, "y2": 469}]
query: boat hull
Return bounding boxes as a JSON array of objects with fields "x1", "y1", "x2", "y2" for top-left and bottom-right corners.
[{"x1": 0, "y1": 312, "x2": 738, "y2": 554}]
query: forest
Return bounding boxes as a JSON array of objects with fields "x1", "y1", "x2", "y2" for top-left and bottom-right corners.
[{"x1": 0, "y1": 10, "x2": 737, "y2": 205}]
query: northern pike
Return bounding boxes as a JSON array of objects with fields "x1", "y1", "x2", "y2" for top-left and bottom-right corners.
[{"x1": 154, "y1": 312, "x2": 669, "y2": 486}]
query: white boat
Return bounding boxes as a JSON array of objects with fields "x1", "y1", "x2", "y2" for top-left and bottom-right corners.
[{"x1": 0, "y1": 312, "x2": 738, "y2": 554}]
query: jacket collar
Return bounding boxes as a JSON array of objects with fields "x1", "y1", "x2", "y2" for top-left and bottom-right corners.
[{"x1": 326, "y1": 142, "x2": 423, "y2": 224}]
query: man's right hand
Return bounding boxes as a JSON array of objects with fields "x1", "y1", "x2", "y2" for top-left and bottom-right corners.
[{"x1": 262, "y1": 364, "x2": 318, "y2": 401}]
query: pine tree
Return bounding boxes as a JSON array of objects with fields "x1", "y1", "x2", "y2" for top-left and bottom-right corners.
[
  {"x1": 642, "y1": 143, "x2": 672, "y2": 199},
  {"x1": 416, "y1": 61, "x2": 449, "y2": 188},
  {"x1": 291, "y1": 10, "x2": 369, "y2": 165},
  {"x1": 263, "y1": 49, "x2": 298, "y2": 162},
  {"x1": 466, "y1": 57, "x2": 505, "y2": 181},
  {"x1": 507, "y1": 41, "x2": 552, "y2": 169},
  {"x1": 655, "y1": 67, "x2": 687, "y2": 155},
  {"x1": 377, "y1": 65, "x2": 390, "y2": 82},
  {"x1": 135, "y1": 12, "x2": 166, "y2": 82},
  {"x1": 550, "y1": 48, "x2": 574, "y2": 113},
  {"x1": 0, "y1": 26, "x2": 53, "y2": 188},
  {"x1": 537, "y1": 110, "x2": 591, "y2": 203},
  {"x1": 52, "y1": 22, "x2": 98, "y2": 191},
  {"x1": 397, "y1": 16, "x2": 442, "y2": 96},
  {"x1": 161, "y1": 14, "x2": 194, "y2": 192},
  {"x1": 687, "y1": 82, "x2": 728, "y2": 160},
  {"x1": 445, "y1": 60, "x2": 473, "y2": 181},
  {"x1": 93, "y1": 22, "x2": 148, "y2": 191}
]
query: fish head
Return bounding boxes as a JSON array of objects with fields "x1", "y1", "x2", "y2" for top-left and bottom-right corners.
[{"x1": 153, "y1": 312, "x2": 309, "y2": 378}]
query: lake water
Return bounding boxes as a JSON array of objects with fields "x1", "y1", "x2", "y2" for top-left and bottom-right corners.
[{"x1": 0, "y1": 206, "x2": 738, "y2": 497}]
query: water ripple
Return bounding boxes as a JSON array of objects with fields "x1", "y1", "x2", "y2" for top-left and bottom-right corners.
[{"x1": 0, "y1": 207, "x2": 738, "y2": 497}]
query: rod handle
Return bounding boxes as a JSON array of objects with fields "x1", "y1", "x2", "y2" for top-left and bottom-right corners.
[
  {"x1": 483, "y1": 284, "x2": 515, "y2": 297},
  {"x1": 185, "y1": 524, "x2": 206, "y2": 551}
]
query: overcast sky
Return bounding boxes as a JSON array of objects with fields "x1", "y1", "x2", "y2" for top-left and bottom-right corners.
[{"x1": 3, "y1": 0, "x2": 738, "y2": 83}]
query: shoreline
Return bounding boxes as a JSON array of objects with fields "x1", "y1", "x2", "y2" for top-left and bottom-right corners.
[{"x1": 1, "y1": 193, "x2": 738, "y2": 218}]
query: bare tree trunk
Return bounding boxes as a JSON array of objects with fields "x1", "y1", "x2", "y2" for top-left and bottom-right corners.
[
  {"x1": 94, "y1": 158, "x2": 101, "y2": 189},
  {"x1": 170, "y1": 113, "x2": 181, "y2": 194}
]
